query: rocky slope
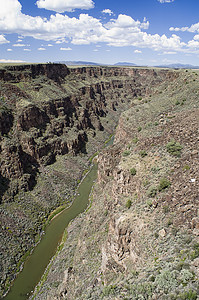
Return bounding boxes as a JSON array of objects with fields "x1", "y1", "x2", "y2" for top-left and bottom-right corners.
[
  {"x1": 31, "y1": 68, "x2": 199, "y2": 299},
  {"x1": 0, "y1": 64, "x2": 181, "y2": 297}
]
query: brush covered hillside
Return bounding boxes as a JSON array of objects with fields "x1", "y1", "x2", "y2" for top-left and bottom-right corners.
[
  {"x1": 0, "y1": 64, "x2": 198, "y2": 299},
  {"x1": 32, "y1": 68, "x2": 199, "y2": 300}
]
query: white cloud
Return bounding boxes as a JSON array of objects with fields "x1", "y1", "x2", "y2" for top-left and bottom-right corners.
[
  {"x1": 0, "y1": 0, "x2": 197, "y2": 55},
  {"x1": 47, "y1": 43, "x2": 53, "y2": 46},
  {"x1": 102, "y1": 9, "x2": 113, "y2": 16},
  {"x1": 170, "y1": 22, "x2": 199, "y2": 33},
  {"x1": 158, "y1": 0, "x2": 174, "y2": 3},
  {"x1": 0, "y1": 59, "x2": 26, "y2": 63},
  {"x1": 24, "y1": 48, "x2": 31, "y2": 51},
  {"x1": 38, "y1": 47, "x2": 46, "y2": 50},
  {"x1": 0, "y1": 35, "x2": 9, "y2": 44},
  {"x1": 134, "y1": 49, "x2": 142, "y2": 53},
  {"x1": 60, "y1": 47, "x2": 72, "y2": 50},
  {"x1": 7, "y1": 48, "x2": 13, "y2": 51},
  {"x1": 36, "y1": 0, "x2": 94, "y2": 13},
  {"x1": 13, "y1": 43, "x2": 26, "y2": 47},
  {"x1": 163, "y1": 51, "x2": 176, "y2": 54},
  {"x1": 93, "y1": 49, "x2": 98, "y2": 51}
]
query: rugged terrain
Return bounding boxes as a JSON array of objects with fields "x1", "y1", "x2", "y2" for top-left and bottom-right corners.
[
  {"x1": 0, "y1": 64, "x2": 182, "y2": 297},
  {"x1": 28, "y1": 67, "x2": 199, "y2": 299}
]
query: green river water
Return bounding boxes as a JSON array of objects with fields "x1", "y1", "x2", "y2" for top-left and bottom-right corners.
[{"x1": 4, "y1": 163, "x2": 98, "y2": 300}]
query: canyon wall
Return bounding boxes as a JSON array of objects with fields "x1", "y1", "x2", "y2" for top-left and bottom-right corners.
[{"x1": 0, "y1": 64, "x2": 186, "y2": 297}]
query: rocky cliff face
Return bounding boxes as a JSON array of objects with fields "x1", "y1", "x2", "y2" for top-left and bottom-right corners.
[{"x1": 31, "y1": 67, "x2": 199, "y2": 300}]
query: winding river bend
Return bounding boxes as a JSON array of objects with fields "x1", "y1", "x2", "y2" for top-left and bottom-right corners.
[{"x1": 4, "y1": 163, "x2": 98, "y2": 300}]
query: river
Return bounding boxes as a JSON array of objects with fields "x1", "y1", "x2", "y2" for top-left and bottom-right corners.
[{"x1": 4, "y1": 163, "x2": 98, "y2": 300}]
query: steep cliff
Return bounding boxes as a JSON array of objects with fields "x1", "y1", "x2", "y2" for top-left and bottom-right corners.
[{"x1": 31, "y1": 67, "x2": 199, "y2": 299}]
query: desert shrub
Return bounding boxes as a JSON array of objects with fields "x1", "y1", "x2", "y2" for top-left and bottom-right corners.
[
  {"x1": 158, "y1": 178, "x2": 171, "y2": 191},
  {"x1": 190, "y1": 243, "x2": 199, "y2": 260},
  {"x1": 126, "y1": 199, "x2": 132, "y2": 209},
  {"x1": 178, "y1": 289, "x2": 197, "y2": 300},
  {"x1": 131, "y1": 282, "x2": 154, "y2": 299},
  {"x1": 139, "y1": 150, "x2": 147, "y2": 158},
  {"x1": 180, "y1": 269, "x2": 194, "y2": 285},
  {"x1": 155, "y1": 269, "x2": 178, "y2": 293},
  {"x1": 137, "y1": 126, "x2": 142, "y2": 132},
  {"x1": 130, "y1": 168, "x2": 136, "y2": 176},
  {"x1": 123, "y1": 150, "x2": 131, "y2": 157},
  {"x1": 102, "y1": 284, "x2": 117, "y2": 296},
  {"x1": 147, "y1": 186, "x2": 157, "y2": 197},
  {"x1": 146, "y1": 199, "x2": 153, "y2": 207},
  {"x1": 132, "y1": 137, "x2": 138, "y2": 144},
  {"x1": 166, "y1": 139, "x2": 183, "y2": 157},
  {"x1": 183, "y1": 165, "x2": 190, "y2": 171}
]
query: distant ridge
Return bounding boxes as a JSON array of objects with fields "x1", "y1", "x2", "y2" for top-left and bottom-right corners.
[
  {"x1": 114, "y1": 62, "x2": 137, "y2": 66},
  {"x1": 54, "y1": 61, "x2": 137, "y2": 67},
  {"x1": 155, "y1": 63, "x2": 199, "y2": 69},
  {"x1": 55, "y1": 61, "x2": 100, "y2": 66}
]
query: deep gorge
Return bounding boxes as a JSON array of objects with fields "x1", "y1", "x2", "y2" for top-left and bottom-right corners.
[{"x1": 0, "y1": 64, "x2": 198, "y2": 299}]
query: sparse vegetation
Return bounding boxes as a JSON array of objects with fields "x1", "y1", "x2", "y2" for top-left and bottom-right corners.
[
  {"x1": 122, "y1": 150, "x2": 131, "y2": 156},
  {"x1": 126, "y1": 199, "x2": 132, "y2": 209},
  {"x1": 166, "y1": 139, "x2": 183, "y2": 157},
  {"x1": 147, "y1": 186, "x2": 157, "y2": 197},
  {"x1": 158, "y1": 178, "x2": 171, "y2": 191},
  {"x1": 130, "y1": 168, "x2": 137, "y2": 176},
  {"x1": 139, "y1": 150, "x2": 147, "y2": 157}
]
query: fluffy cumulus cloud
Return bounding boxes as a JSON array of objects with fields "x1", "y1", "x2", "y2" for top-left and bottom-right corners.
[
  {"x1": 0, "y1": 0, "x2": 197, "y2": 54},
  {"x1": 36, "y1": 0, "x2": 94, "y2": 13},
  {"x1": 170, "y1": 22, "x2": 199, "y2": 33},
  {"x1": 102, "y1": 9, "x2": 113, "y2": 16}
]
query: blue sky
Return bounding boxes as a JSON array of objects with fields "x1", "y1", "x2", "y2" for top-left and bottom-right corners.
[{"x1": 0, "y1": 0, "x2": 199, "y2": 65}]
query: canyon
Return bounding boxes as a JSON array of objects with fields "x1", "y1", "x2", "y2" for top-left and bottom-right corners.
[{"x1": 0, "y1": 64, "x2": 198, "y2": 299}]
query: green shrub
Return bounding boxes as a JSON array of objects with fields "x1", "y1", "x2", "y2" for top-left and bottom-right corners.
[
  {"x1": 123, "y1": 150, "x2": 131, "y2": 157},
  {"x1": 126, "y1": 199, "x2": 132, "y2": 209},
  {"x1": 130, "y1": 168, "x2": 137, "y2": 176},
  {"x1": 178, "y1": 289, "x2": 197, "y2": 300},
  {"x1": 132, "y1": 137, "x2": 138, "y2": 144},
  {"x1": 183, "y1": 165, "x2": 190, "y2": 171},
  {"x1": 158, "y1": 178, "x2": 171, "y2": 191},
  {"x1": 166, "y1": 139, "x2": 183, "y2": 157},
  {"x1": 190, "y1": 243, "x2": 199, "y2": 260},
  {"x1": 147, "y1": 186, "x2": 157, "y2": 197},
  {"x1": 138, "y1": 126, "x2": 142, "y2": 132},
  {"x1": 139, "y1": 150, "x2": 147, "y2": 158},
  {"x1": 146, "y1": 199, "x2": 153, "y2": 207}
]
